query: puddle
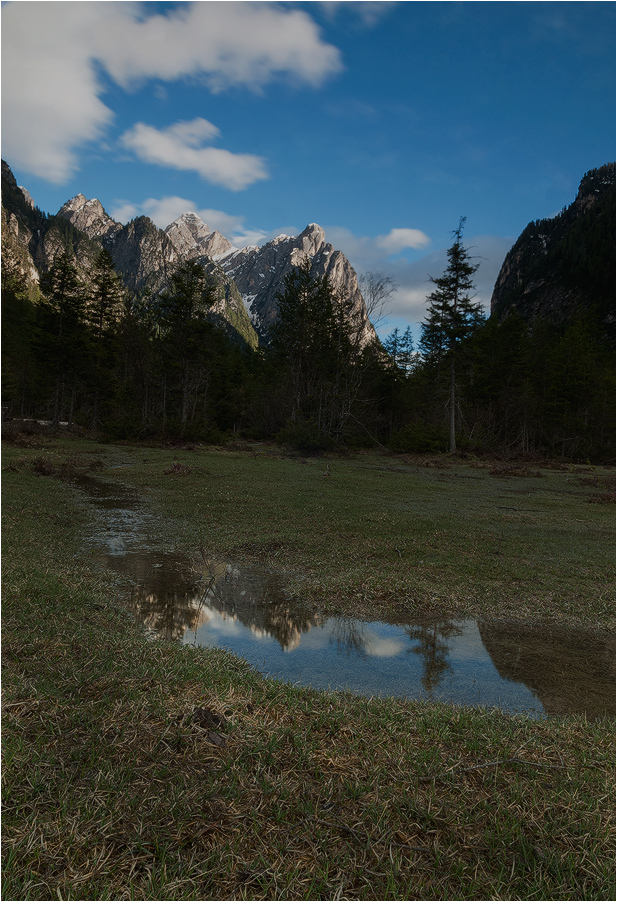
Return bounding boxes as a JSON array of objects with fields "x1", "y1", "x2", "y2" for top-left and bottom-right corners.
[{"x1": 77, "y1": 474, "x2": 615, "y2": 719}]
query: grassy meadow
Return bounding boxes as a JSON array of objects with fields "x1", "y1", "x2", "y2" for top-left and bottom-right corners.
[{"x1": 2, "y1": 431, "x2": 615, "y2": 900}]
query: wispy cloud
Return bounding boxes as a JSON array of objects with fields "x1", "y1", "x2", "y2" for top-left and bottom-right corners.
[
  {"x1": 319, "y1": 1, "x2": 398, "y2": 27},
  {"x1": 109, "y1": 196, "x2": 266, "y2": 248},
  {"x1": 120, "y1": 119, "x2": 269, "y2": 191},
  {"x1": 2, "y1": 1, "x2": 342, "y2": 184},
  {"x1": 324, "y1": 226, "x2": 511, "y2": 329},
  {"x1": 376, "y1": 228, "x2": 431, "y2": 254},
  {"x1": 96, "y1": 1, "x2": 342, "y2": 91}
]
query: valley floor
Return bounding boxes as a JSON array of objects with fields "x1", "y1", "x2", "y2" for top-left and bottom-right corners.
[{"x1": 2, "y1": 434, "x2": 615, "y2": 900}]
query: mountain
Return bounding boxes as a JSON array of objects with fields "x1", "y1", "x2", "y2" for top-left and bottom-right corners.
[
  {"x1": 216, "y1": 223, "x2": 376, "y2": 346},
  {"x1": 2, "y1": 160, "x2": 375, "y2": 349},
  {"x1": 57, "y1": 194, "x2": 123, "y2": 241},
  {"x1": 1, "y1": 162, "x2": 107, "y2": 299},
  {"x1": 490, "y1": 163, "x2": 615, "y2": 337},
  {"x1": 165, "y1": 212, "x2": 234, "y2": 260},
  {"x1": 1, "y1": 160, "x2": 45, "y2": 296},
  {"x1": 56, "y1": 198, "x2": 258, "y2": 347},
  {"x1": 164, "y1": 214, "x2": 376, "y2": 346},
  {"x1": 1, "y1": 164, "x2": 258, "y2": 347}
]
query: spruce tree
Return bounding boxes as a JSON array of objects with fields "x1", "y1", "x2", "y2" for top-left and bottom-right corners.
[
  {"x1": 157, "y1": 260, "x2": 218, "y2": 427},
  {"x1": 269, "y1": 261, "x2": 365, "y2": 440},
  {"x1": 89, "y1": 249, "x2": 125, "y2": 336},
  {"x1": 88, "y1": 249, "x2": 125, "y2": 427},
  {"x1": 419, "y1": 218, "x2": 484, "y2": 451},
  {"x1": 37, "y1": 251, "x2": 87, "y2": 427}
]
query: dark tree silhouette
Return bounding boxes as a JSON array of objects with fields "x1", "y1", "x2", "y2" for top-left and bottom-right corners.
[{"x1": 420, "y1": 218, "x2": 484, "y2": 451}]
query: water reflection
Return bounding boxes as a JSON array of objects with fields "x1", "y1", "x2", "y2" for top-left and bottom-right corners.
[
  {"x1": 192, "y1": 560, "x2": 322, "y2": 652},
  {"x1": 479, "y1": 620, "x2": 615, "y2": 719},
  {"x1": 77, "y1": 474, "x2": 615, "y2": 719},
  {"x1": 100, "y1": 551, "x2": 323, "y2": 650},
  {"x1": 405, "y1": 622, "x2": 464, "y2": 692},
  {"x1": 93, "y1": 546, "x2": 617, "y2": 718}
]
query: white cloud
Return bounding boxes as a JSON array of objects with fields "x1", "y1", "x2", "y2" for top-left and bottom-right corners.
[
  {"x1": 324, "y1": 226, "x2": 512, "y2": 335},
  {"x1": 319, "y1": 2, "x2": 397, "y2": 27},
  {"x1": 2, "y1": 1, "x2": 342, "y2": 184},
  {"x1": 96, "y1": 2, "x2": 342, "y2": 91},
  {"x1": 110, "y1": 201, "x2": 141, "y2": 224},
  {"x1": 364, "y1": 635, "x2": 406, "y2": 657},
  {"x1": 1, "y1": 2, "x2": 116, "y2": 183},
  {"x1": 120, "y1": 119, "x2": 268, "y2": 190},
  {"x1": 376, "y1": 228, "x2": 431, "y2": 254},
  {"x1": 109, "y1": 195, "x2": 266, "y2": 248}
]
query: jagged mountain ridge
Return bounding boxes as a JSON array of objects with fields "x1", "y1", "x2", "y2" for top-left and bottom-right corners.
[
  {"x1": 490, "y1": 162, "x2": 615, "y2": 337},
  {"x1": 216, "y1": 223, "x2": 376, "y2": 346},
  {"x1": 163, "y1": 212, "x2": 376, "y2": 346},
  {"x1": 165, "y1": 212, "x2": 234, "y2": 260},
  {"x1": 1, "y1": 161, "x2": 105, "y2": 298},
  {"x1": 2, "y1": 158, "x2": 376, "y2": 349},
  {"x1": 56, "y1": 199, "x2": 259, "y2": 347},
  {"x1": 1, "y1": 163, "x2": 258, "y2": 347}
]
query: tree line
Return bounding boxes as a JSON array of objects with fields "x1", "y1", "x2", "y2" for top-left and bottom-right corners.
[{"x1": 2, "y1": 225, "x2": 614, "y2": 461}]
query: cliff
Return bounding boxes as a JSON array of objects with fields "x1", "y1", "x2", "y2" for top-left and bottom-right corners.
[{"x1": 490, "y1": 163, "x2": 615, "y2": 337}]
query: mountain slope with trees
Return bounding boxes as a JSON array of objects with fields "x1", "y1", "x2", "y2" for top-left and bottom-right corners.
[
  {"x1": 2, "y1": 159, "x2": 614, "y2": 460},
  {"x1": 491, "y1": 163, "x2": 615, "y2": 339}
]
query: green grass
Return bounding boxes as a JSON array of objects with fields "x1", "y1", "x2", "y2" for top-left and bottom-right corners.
[
  {"x1": 7, "y1": 433, "x2": 613, "y2": 627},
  {"x1": 2, "y1": 433, "x2": 615, "y2": 900}
]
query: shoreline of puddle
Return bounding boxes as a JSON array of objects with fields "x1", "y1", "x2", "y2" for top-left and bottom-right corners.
[{"x1": 73, "y1": 472, "x2": 615, "y2": 720}]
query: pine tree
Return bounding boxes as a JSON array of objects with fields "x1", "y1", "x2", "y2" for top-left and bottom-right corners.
[
  {"x1": 398, "y1": 326, "x2": 415, "y2": 375},
  {"x1": 383, "y1": 327, "x2": 401, "y2": 367},
  {"x1": 384, "y1": 326, "x2": 414, "y2": 375},
  {"x1": 87, "y1": 249, "x2": 126, "y2": 427},
  {"x1": 157, "y1": 260, "x2": 218, "y2": 427},
  {"x1": 269, "y1": 261, "x2": 365, "y2": 441},
  {"x1": 419, "y1": 218, "x2": 484, "y2": 451},
  {"x1": 1, "y1": 266, "x2": 36, "y2": 418},
  {"x1": 37, "y1": 251, "x2": 88, "y2": 427},
  {"x1": 88, "y1": 249, "x2": 125, "y2": 336}
]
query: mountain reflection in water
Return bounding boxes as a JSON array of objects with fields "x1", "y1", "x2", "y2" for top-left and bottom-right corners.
[
  {"x1": 101, "y1": 552, "x2": 322, "y2": 649},
  {"x1": 77, "y1": 470, "x2": 613, "y2": 719},
  {"x1": 97, "y1": 548, "x2": 615, "y2": 719}
]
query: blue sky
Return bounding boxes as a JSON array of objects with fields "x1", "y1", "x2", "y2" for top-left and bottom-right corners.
[{"x1": 2, "y1": 1, "x2": 615, "y2": 337}]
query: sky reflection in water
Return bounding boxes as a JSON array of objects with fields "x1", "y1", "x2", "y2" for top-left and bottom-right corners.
[
  {"x1": 78, "y1": 472, "x2": 615, "y2": 720},
  {"x1": 100, "y1": 549, "x2": 614, "y2": 720}
]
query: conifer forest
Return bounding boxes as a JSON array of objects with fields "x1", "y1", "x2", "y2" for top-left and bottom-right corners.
[{"x1": 2, "y1": 168, "x2": 615, "y2": 463}]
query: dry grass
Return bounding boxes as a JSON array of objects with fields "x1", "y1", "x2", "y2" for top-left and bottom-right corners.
[{"x1": 2, "y1": 437, "x2": 615, "y2": 899}]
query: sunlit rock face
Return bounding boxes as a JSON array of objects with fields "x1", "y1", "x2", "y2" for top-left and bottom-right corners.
[
  {"x1": 104, "y1": 216, "x2": 180, "y2": 293},
  {"x1": 1, "y1": 208, "x2": 40, "y2": 288},
  {"x1": 165, "y1": 212, "x2": 234, "y2": 260},
  {"x1": 58, "y1": 194, "x2": 123, "y2": 241},
  {"x1": 216, "y1": 223, "x2": 377, "y2": 346},
  {"x1": 54, "y1": 196, "x2": 256, "y2": 344},
  {"x1": 2, "y1": 160, "x2": 373, "y2": 349},
  {"x1": 56, "y1": 195, "x2": 178, "y2": 292}
]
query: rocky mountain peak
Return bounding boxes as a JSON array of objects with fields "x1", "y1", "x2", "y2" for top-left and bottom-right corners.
[
  {"x1": 18, "y1": 186, "x2": 35, "y2": 209},
  {"x1": 168, "y1": 211, "x2": 211, "y2": 241},
  {"x1": 60, "y1": 193, "x2": 88, "y2": 213},
  {"x1": 2, "y1": 158, "x2": 18, "y2": 188},
  {"x1": 165, "y1": 212, "x2": 234, "y2": 260},
  {"x1": 298, "y1": 222, "x2": 325, "y2": 253},
  {"x1": 573, "y1": 162, "x2": 616, "y2": 214},
  {"x1": 1, "y1": 159, "x2": 374, "y2": 350},
  {"x1": 58, "y1": 194, "x2": 121, "y2": 241},
  {"x1": 490, "y1": 162, "x2": 615, "y2": 335},
  {"x1": 217, "y1": 222, "x2": 375, "y2": 346}
]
